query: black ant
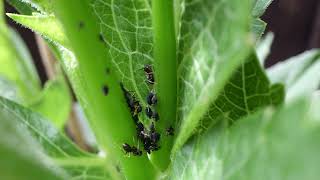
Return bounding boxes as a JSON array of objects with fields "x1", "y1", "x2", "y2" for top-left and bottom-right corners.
[
  {"x1": 143, "y1": 65, "x2": 154, "y2": 85},
  {"x1": 165, "y1": 126, "x2": 174, "y2": 136},
  {"x1": 146, "y1": 92, "x2": 157, "y2": 105}
]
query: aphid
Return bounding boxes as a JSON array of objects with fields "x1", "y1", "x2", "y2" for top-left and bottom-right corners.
[
  {"x1": 131, "y1": 146, "x2": 142, "y2": 156},
  {"x1": 122, "y1": 143, "x2": 132, "y2": 154},
  {"x1": 132, "y1": 115, "x2": 139, "y2": 124},
  {"x1": 152, "y1": 111, "x2": 159, "y2": 121},
  {"x1": 105, "y1": 68, "x2": 110, "y2": 74},
  {"x1": 136, "y1": 122, "x2": 147, "y2": 140},
  {"x1": 146, "y1": 92, "x2": 157, "y2": 105},
  {"x1": 120, "y1": 83, "x2": 136, "y2": 110},
  {"x1": 146, "y1": 74, "x2": 155, "y2": 84},
  {"x1": 143, "y1": 65, "x2": 155, "y2": 84},
  {"x1": 150, "y1": 132, "x2": 160, "y2": 143},
  {"x1": 122, "y1": 143, "x2": 142, "y2": 156},
  {"x1": 145, "y1": 107, "x2": 153, "y2": 119},
  {"x1": 99, "y1": 33, "x2": 104, "y2": 42},
  {"x1": 165, "y1": 126, "x2": 174, "y2": 136},
  {"x1": 132, "y1": 101, "x2": 142, "y2": 115},
  {"x1": 149, "y1": 122, "x2": 155, "y2": 132},
  {"x1": 136, "y1": 122, "x2": 144, "y2": 132},
  {"x1": 102, "y1": 85, "x2": 109, "y2": 95},
  {"x1": 144, "y1": 65, "x2": 153, "y2": 74},
  {"x1": 78, "y1": 21, "x2": 85, "y2": 29}
]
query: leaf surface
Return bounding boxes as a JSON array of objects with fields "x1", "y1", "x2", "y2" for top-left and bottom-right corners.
[
  {"x1": 0, "y1": 96, "x2": 113, "y2": 179},
  {"x1": 267, "y1": 50, "x2": 320, "y2": 102},
  {"x1": 29, "y1": 73, "x2": 72, "y2": 128},
  {"x1": 175, "y1": 0, "x2": 252, "y2": 152},
  {"x1": 0, "y1": 24, "x2": 41, "y2": 103},
  {"x1": 199, "y1": 53, "x2": 284, "y2": 129},
  {"x1": 171, "y1": 97, "x2": 320, "y2": 180}
]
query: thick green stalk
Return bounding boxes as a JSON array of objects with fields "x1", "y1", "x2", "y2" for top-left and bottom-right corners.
[
  {"x1": 53, "y1": 1, "x2": 156, "y2": 179},
  {"x1": 151, "y1": 0, "x2": 177, "y2": 170}
]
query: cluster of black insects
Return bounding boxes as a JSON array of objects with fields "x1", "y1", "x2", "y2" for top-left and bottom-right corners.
[
  {"x1": 120, "y1": 65, "x2": 174, "y2": 156},
  {"x1": 94, "y1": 28, "x2": 174, "y2": 156}
]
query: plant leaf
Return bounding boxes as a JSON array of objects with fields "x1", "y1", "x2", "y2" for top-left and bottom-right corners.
[
  {"x1": 256, "y1": 32, "x2": 274, "y2": 65},
  {"x1": 251, "y1": 0, "x2": 273, "y2": 40},
  {"x1": 0, "y1": 98, "x2": 67, "y2": 179},
  {"x1": 267, "y1": 50, "x2": 320, "y2": 102},
  {"x1": 252, "y1": 0, "x2": 273, "y2": 18},
  {"x1": 91, "y1": 0, "x2": 154, "y2": 110},
  {"x1": 174, "y1": 0, "x2": 253, "y2": 152},
  {"x1": 0, "y1": 96, "x2": 87, "y2": 157},
  {"x1": 29, "y1": 72, "x2": 72, "y2": 129},
  {"x1": 171, "y1": 97, "x2": 320, "y2": 180},
  {"x1": 0, "y1": 76, "x2": 19, "y2": 101},
  {"x1": 6, "y1": 0, "x2": 34, "y2": 15},
  {"x1": 12, "y1": 0, "x2": 53, "y2": 13},
  {"x1": 251, "y1": 18, "x2": 266, "y2": 40},
  {"x1": 199, "y1": 53, "x2": 284, "y2": 130},
  {"x1": 0, "y1": 96, "x2": 114, "y2": 179},
  {"x1": 7, "y1": 13, "x2": 69, "y2": 48},
  {"x1": 0, "y1": 22, "x2": 41, "y2": 104}
]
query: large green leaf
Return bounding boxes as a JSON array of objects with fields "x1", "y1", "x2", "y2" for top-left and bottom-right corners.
[
  {"x1": 90, "y1": 0, "x2": 154, "y2": 110},
  {"x1": 171, "y1": 96, "x2": 320, "y2": 180},
  {"x1": 7, "y1": 13, "x2": 69, "y2": 47},
  {"x1": 0, "y1": 96, "x2": 113, "y2": 179},
  {"x1": 267, "y1": 50, "x2": 320, "y2": 102},
  {"x1": 174, "y1": 0, "x2": 252, "y2": 152},
  {"x1": 0, "y1": 25, "x2": 41, "y2": 104},
  {"x1": 0, "y1": 96, "x2": 87, "y2": 158},
  {"x1": 0, "y1": 98, "x2": 67, "y2": 179},
  {"x1": 199, "y1": 53, "x2": 284, "y2": 129}
]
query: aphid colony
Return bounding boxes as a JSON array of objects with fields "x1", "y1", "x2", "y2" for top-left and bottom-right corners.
[
  {"x1": 96, "y1": 37, "x2": 174, "y2": 156},
  {"x1": 120, "y1": 65, "x2": 173, "y2": 156}
]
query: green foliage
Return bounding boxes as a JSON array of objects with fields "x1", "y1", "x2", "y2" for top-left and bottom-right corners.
[
  {"x1": 0, "y1": 96, "x2": 113, "y2": 179},
  {"x1": 0, "y1": 23, "x2": 41, "y2": 104},
  {"x1": 171, "y1": 96, "x2": 320, "y2": 180},
  {"x1": 174, "y1": 0, "x2": 252, "y2": 153},
  {"x1": 199, "y1": 53, "x2": 284, "y2": 130},
  {"x1": 267, "y1": 50, "x2": 320, "y2": 102},
  {"x1": 1, "y1": 0, "x2": 320, "y2": 179},
  {"x1": 29, "y1": 72, "x2": 71, "y2": 128}
]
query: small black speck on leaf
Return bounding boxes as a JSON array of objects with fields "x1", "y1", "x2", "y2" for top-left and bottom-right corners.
[
  {"x1": 78, "y1": 21, "x2": 85, "y2": 30},
  {"x1": 99, "y1": 33, "x2": 104, "y2": 42},
  {"x1": 102, "y1": 85, "x2": 109, "y2": 95}
]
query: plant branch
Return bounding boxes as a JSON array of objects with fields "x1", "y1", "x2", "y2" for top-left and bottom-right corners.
[
  {"x1": 151, "y1": 0, "x2": 177, "y2": 171},
  {"x1": 53, "y1": 1, "x2": 156, "y2": 179}
]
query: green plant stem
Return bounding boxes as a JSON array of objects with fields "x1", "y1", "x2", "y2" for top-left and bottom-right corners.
[
  {"x1": 0, "y1": 1, "x2": 3, "y2": 24},
  {"x1": 151, "y1": 0, "x2": 177, "y2": 171},
  {"x1": 53, "y1": 1, "x2": 156, "y2": 179}
]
